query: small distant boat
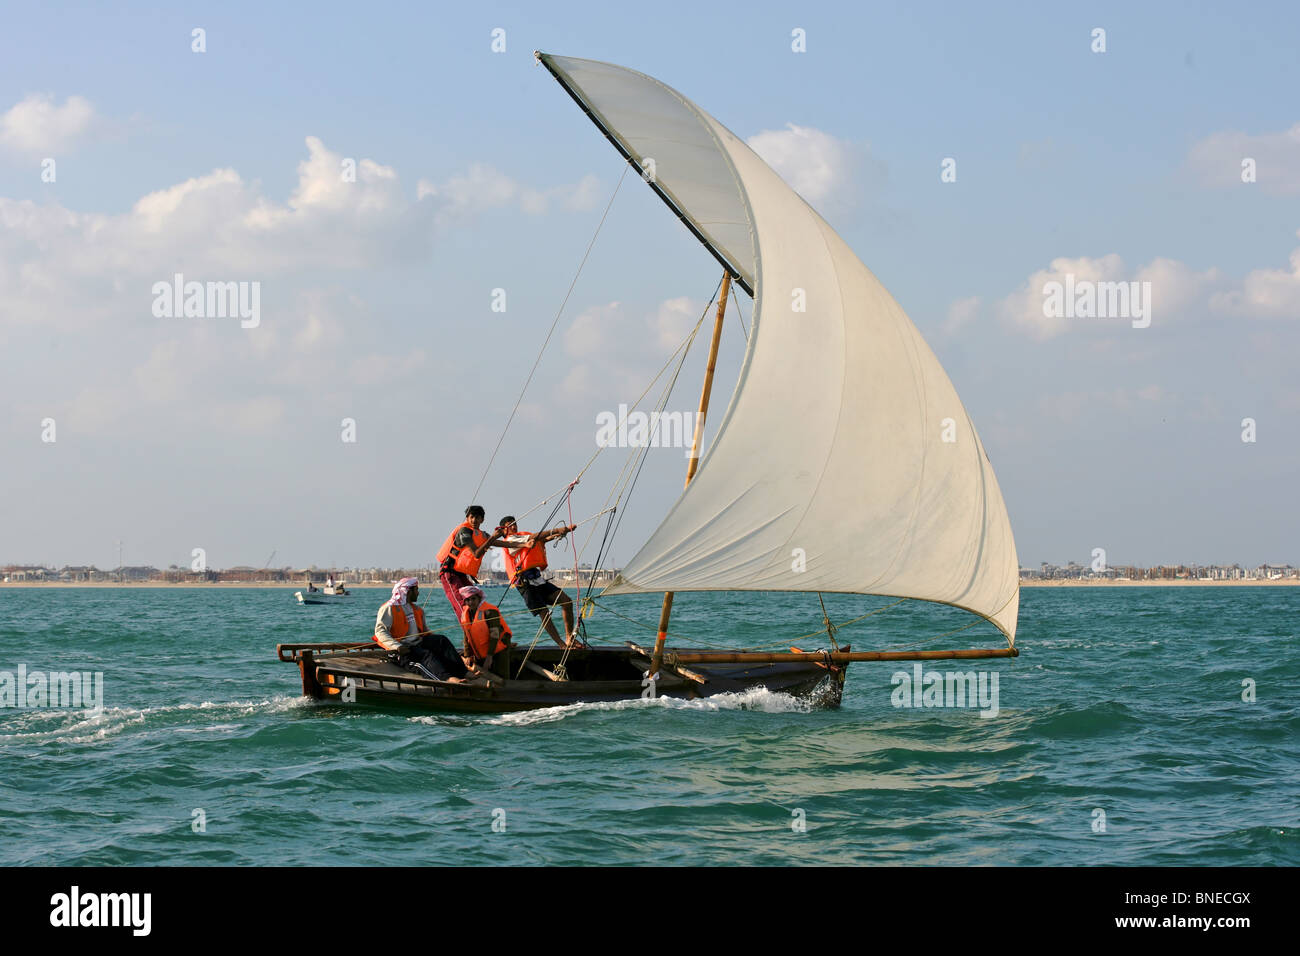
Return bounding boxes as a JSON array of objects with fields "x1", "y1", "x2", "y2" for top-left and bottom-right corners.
[{"x1": 296, "y1": 585, "x2": 350, "y2": 605}]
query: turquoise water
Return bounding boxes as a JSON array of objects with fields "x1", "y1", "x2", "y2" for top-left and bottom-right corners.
[{"x1": 1, "y1": 586, "x2": 1295, "y2": 866}]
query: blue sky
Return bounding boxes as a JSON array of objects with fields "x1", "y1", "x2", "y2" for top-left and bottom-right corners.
[{"x1": 3, "y1": 1, "x2": 1298, "y2": 571}]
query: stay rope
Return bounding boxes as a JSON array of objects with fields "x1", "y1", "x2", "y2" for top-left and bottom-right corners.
[
  {"x1": 579, "y1": 281, "x2": 721, "y2": 582},
  {"x1": 470, "y1": 165, "x2": 630, "y2": 504}
]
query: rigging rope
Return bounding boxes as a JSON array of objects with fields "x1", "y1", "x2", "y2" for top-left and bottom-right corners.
[
  {"x1": 499, "y1": 275, "x2": 721, "y2": 548},
  {"x1": 470, "y1": 165, "x2": 630, "y2": 503},
  {"x1": 581, "y1": 280, "x2": 722, "y2": 580},
  {"x1": 730, "y1": 278, "x2": 749, "y2": 343}
]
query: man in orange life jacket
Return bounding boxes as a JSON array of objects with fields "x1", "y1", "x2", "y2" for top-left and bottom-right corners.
[
  {"x1": 497, "y1": 515, "x2": 579, "y2": 647},
  {"x1": 436, "y1": 505, "x2": 508, "y2": 619},
  {"x1": 457, "y1": 585, "x2": 512, "y2": 676},
  {"x1": 374, "y1": 577, "x2": 470, "y2": 683}
]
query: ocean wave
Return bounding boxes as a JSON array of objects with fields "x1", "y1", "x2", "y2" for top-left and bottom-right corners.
[
  {"x1": 1030, "y1": 700, "x2": 1141, "y2": 738},
  {"x1": 0, "y1": 695, "x2": 310, "y2": 746}
]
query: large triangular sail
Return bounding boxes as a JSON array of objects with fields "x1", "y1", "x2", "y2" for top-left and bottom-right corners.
[{"x1": 539, "y1": 53, "x2": 1019, "y2": 643}]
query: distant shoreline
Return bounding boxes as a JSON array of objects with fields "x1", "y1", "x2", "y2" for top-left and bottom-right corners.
[
  {"x1": 0, "y1": 581, "x2": 391, "y2": 589},
  {"x1": 1, "y1": 579, "x2": 1296, "y2": 589},
  {"x1": 1021, "y1": 579, "x2": 1300, "y2": 587}
]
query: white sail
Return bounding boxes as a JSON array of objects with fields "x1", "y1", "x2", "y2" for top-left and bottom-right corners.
[{"x1": 540, "y1": 54, "x2": 1019, "y2": 642}]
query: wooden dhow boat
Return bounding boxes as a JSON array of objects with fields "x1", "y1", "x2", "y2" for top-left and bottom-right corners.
[{"x1": 278, "y1": 53, "x2": 1020, "y2": 714}]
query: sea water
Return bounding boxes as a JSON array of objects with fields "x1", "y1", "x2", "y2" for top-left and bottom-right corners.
[{"x1": 0, "y1": 586, "x2": 1295, "y2": 865}]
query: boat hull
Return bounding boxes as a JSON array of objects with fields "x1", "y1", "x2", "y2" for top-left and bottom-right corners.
[
  {"x1": 295, "y1": 590, "x2": 349, "y2": 605},
  {"x1": 279, "y1": 643, "x2": 845, "y2": 714}
]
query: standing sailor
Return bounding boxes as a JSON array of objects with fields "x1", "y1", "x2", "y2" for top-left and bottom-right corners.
[
  {"x1": 374, "y1": 577, "x2": 470, "y2": 683},
  {"x1": 435, "y1": 505, "x2": 507, "y2": 619},
  {"x1": 497, "y1": 515, "x2": 579, "y2": 647}
]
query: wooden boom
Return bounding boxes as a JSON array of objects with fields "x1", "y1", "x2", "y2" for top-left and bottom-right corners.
[{"x1": 670, "y1": 646, "x2": 1019, "y2": 664}]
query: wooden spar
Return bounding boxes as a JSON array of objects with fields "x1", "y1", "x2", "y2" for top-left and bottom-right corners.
[
  {"x1": 672, "y1": 646, "x2": 1019, "y2": 664},
  {"x1": 650, "y1": 271, "x2": 732, "y2": 678}
]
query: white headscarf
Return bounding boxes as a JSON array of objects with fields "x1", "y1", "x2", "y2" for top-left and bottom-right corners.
[{"x1": 390, "y1": 577, "x2": 419, "y2": 606}]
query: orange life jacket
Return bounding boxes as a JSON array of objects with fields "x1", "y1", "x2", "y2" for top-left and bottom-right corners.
[
  {"x1": 374, "y1": 601, "x2": 426, "y2": 645},
  {"x1": 461, "y1": 602, "x2": 512, "y2": 660},
  {"x1": 437, "y1": 520, "x2": 488, "y2": 576},
  {"x1": 503, "y1": 535, "x2": 548, "y2": 583}
]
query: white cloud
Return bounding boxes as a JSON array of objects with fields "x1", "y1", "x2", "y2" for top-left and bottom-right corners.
[
  {"x1": 0, "y1": 137, "x2": 604, "y2": 331},
  {"x1": 561, "y1": 296, "x2": 707, "y2": 403},
  {"x1": 998, "y1": 252, "x2": 1233, "y2": 339},
  {"x1": 943, "y1": 295, "x2": 981, "y2": 336},
  {"x1": 998, "y1": 253, "x2": 1127, "y2": 339},
  {"x1": 1210, "y1": 231, "x2": 1300, "y2": 317},
  {"x1": 652, "y1": 296, "x2": 704, "y2": 350},
  {"x1": 0, "y1": 137, "x2": 435, "y2": 313},
  {"x1": 419, "y1": 163, "x2": 601, "y2": 223},
  {"x1": 747, "y1": 124, "x2": 865, "y2": 207},
  {"x1": 1187, "y1": 123, "x2": 1300, "y2": 195},
  {"x1": 0, "y1": 134, "x2": 604, "y2": 451},
  {"x1": 564, "y1": 301, "x2": 623, "y2": 360},
  {"x1": 0, "y1": 93, "x2": 95, "y2": 154},
  {"x1": 1135, "y1": 257, "x2": 1223, "y2": 315}
]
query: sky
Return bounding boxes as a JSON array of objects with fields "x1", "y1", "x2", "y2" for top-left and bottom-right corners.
[{"x1": 2, "y1": 0, "x2": 1298, "y2": 572}]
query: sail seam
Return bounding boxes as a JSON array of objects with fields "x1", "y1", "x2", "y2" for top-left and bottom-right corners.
[{"x1": 766, "y1": 214, "x2": 850, "y2": 586}]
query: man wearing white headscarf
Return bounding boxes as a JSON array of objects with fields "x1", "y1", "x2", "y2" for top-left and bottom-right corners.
[{"x1": 374, "y1": 578, "x2": 471, "y2": 682}]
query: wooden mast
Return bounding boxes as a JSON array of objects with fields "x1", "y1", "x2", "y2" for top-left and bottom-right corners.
[{"x1": 649, "y1": 271, "x2": 731, "y2": 679}]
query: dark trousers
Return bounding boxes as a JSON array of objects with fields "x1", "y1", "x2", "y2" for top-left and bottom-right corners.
[{"x1": 393, "y1": 634, "x2": 468, "y2": 681}]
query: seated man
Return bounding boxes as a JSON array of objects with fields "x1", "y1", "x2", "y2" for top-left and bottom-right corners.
[
  {"x1": 374, "y1": 577, "x2": 471, "y2": 683},
  {"x1": 458, "y1": 585, "x2": 512, "y2": 678},
  {"x1": 497, "y1": 515, "x2": 579, "y2": 647}
]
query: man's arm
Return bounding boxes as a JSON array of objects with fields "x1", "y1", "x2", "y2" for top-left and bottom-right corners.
[
  {"x1": 538, "y1": 524, "x2": 577, "y2": 545},
  {"x1": 482, "y1": 607, "x2": 510, "y2": 669},
  {"x1": 473, "y1": 529, "x2": 507, "y2": 558},
  {"x1": 374, "y1": 605, "x2": 404, "y2": 652}
]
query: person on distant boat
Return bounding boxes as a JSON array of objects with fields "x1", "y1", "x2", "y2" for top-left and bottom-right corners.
[
  {"x1": 436, "y1": 505, "x2": 508, "y2": 618},
  {"x1": 374, "y1": 577, "x2": 471, "y2": 683},
  {"x1": 497, "y1": 515, "x2": 579, "y2": 647},
  {"x1": 458, "y1": 585, "x2": 512, "y2": 676}
]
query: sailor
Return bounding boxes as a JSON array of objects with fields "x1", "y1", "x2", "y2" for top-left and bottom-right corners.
[
  {"x1": 458, "y1": 585, "x2": 513, "y2": 675},
  {"x1": 497, "y1": 515, "x2": 579, "y2": 647},
  {"x1": 435, "y1": 505, "x2": 507, "y2": 618},
  {"x1": 374, "y1": 577, "x2": 471, "y2": 683}
]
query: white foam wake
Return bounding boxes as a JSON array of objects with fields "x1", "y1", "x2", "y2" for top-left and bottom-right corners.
[
  {"x1": 0, "y1": 695, "x2": 310, "y2": 745},
  {"x1": 465, "y1": 685, "x2": 815, "y2": 727}
]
